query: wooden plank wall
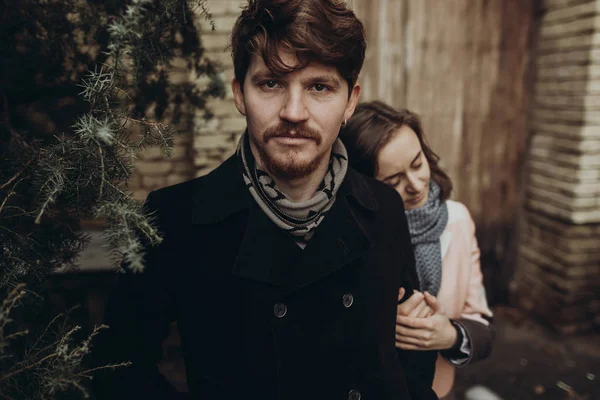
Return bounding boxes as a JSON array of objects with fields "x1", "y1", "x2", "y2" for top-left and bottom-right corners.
[{"x1": 349, "y1": 0, "x2": 538, "y2": 300}]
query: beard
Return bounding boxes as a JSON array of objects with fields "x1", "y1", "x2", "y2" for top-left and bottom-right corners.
[{"x1": 251, "y1": 121, "x2": 326, "y2": 180}]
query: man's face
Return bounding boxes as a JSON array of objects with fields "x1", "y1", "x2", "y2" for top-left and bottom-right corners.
[{"x1": 232, "y1": 51, "x2": 361, "y2": 180}]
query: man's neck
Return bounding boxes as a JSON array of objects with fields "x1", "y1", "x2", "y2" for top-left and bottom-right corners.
[
  {"x1": 270, "y1": 157, "x2": 330, "y2": 202},
  {"x1": 251, "y1": 151, "x2": 332, "y2": 203}
]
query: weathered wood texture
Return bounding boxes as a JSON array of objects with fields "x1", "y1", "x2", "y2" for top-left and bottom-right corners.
[
  {"x1": 182, "y1": 0, "x2": 538, "y2": 303},
  {"x1": 512, "y1": 0, "x2": 600, "y2": 334},
  {"x1": 123, "y1": 0, "x2": 600, "y2": 333},
  {"x1": 350, "y1": 0, "x2": 537, "y2": 301}
]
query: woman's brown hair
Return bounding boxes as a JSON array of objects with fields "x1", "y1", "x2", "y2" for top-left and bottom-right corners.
[
  {"x1": 230, "y1": 0, "x2": 366, "y2": 94},
  {"x1": 341, "y1": 101, "x2": 453, "y2": 201}
]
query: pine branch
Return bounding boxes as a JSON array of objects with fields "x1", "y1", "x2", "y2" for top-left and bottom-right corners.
[
  {"x1": 0, "y1": 161, "x2": 32, "y2": 191},
  {"x1": 0, "y1": 353, "x2": 59, "y2": 382},
  {"x1": 1, "y1": 1, "x2": 220, "y2": 397},
  {"x1": 0, "y1": 285, "x2": 27, "y2": 355}
]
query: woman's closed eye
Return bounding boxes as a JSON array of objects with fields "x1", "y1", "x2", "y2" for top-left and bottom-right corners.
[{"x1": 384, "y1": 175, "x2": 403, "y2": 188}]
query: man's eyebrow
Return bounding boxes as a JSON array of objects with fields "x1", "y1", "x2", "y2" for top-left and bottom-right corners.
[
  {"x1": 382, "y1": 151, "x2": 422, "y2": 181},
  {"x1": 304, "y1": 75, "x2": 342, "y2": 88},
  {"x1": 249, "y1": 71, "x2": 278, "y2": 83}
]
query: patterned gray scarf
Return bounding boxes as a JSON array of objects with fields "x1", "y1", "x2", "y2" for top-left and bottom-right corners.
[
  {"x1": 237, "y1": 132, "x2": 348, "y2": 248},
  {"x1": 405, "y1": 180, "x2": 448, "y2": 296}
]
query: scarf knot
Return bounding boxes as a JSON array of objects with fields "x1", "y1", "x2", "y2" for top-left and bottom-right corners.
[{"x1": 405, "y1": 180, "x2": 448, "y2": 296}]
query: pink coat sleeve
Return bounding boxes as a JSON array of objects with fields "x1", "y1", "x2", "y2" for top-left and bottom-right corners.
[
  {"x1": 460, "y1": 212, "x2": 493, "y2": 324},
  {"x1": 453, "y1": 207, "x2": 495, "y2": 366}
]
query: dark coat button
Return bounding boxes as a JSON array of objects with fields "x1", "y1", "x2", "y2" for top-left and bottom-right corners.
[
  {"x1": 273, "y1": 303, "x2": 287, "y2": 318},
  {"x1": 342, "y1": 293, "x2": 354, "y2": 308},
  {"x1": 348, "y1": 389, "x2": 362, "y2": 400}
]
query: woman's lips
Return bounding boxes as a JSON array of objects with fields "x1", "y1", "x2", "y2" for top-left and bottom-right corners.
[{"x1": 407, "y1": 192, "x2": 424, "y2": 205}]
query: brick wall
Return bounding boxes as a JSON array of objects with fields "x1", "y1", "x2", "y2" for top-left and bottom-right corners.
[
  {"x1": 130, "y1": 133, "x2": 195, "y2": 201},
  {"x1": 128, "y1": 53, "x2": 199, "y2": 201},
  {"x1": 513, "y1": 0, "x2": 600, "y2": 334},
  {"x1": 129, "y1": 2, "x2": 246, "y2": 201},
  {"x1": 193, "y1": 1, "x2": 246, "y2": 177}
]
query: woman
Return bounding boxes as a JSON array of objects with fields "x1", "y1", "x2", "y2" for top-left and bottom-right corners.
[{"x1": 342, "y1": 101, "x2": 494, "y2": 399}]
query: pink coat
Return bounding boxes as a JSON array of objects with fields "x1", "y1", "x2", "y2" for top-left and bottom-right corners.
[{"x1": 432, "y1": 200, "x2": 494, "y2": 398}]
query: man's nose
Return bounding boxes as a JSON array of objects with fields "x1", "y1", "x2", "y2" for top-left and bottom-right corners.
[{"x1": 279, "y1": 90, "x2": 309, "y2": 123}]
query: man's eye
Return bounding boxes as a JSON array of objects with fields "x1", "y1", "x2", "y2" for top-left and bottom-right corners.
[
  {"x1": 313, "y1": 84, "x2": 328, "y2": 92},
  {"x1": 263, "y1": 80, "x2": 279, "y2": 88}
]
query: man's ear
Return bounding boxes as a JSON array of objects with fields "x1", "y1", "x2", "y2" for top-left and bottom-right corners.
[
  {"x1": 343, "y1": 84, "x2": 362, "y2": 122},
  {"x1": 232, "y1": 78, "x2": 246, "y2": 116}
]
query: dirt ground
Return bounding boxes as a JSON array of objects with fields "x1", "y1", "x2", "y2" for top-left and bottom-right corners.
[{"x1": 453, "y1": 307, "x2": 599, "y2": 400}]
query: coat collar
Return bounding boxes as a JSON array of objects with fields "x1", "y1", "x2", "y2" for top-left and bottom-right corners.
[
  {"x1": 191, "y1": 154, "x2": 380, "y2": 291},
  {"x1": 281, "y1": 192, "x2": 374, "y2": 294},
  {"x1": 191, "y1": 155, "x2": 252, "y2": 225},
  {"x1": 191, "y1": 154, "x2": 378, "y2": 225},
  {"x1": 230, "y1": 189, "x2": 375, "y2": 291}
]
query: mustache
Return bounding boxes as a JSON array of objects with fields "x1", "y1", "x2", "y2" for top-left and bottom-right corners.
[{"x1": 263, "y1": 122, "x2": 322, "y2": 145}]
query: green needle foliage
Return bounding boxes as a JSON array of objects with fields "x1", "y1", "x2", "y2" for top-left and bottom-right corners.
[{"x1": 0, "y1": 0, "x2": 224, "y2": 398}]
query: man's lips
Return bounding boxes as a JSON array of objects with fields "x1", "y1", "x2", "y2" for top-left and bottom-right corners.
[
  {"x1": 263, "y1": 122, "x2": 322, "y2": 145},
  {"x1": 270, "y1": 135, "x2": 314, "y2": 141}
]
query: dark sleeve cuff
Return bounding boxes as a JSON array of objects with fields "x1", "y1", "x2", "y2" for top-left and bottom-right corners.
[
  {"x1": 444, "y1": 318, "x2": 495, "y2": 368},
  {"x1": 440, "y1": 319, "x2": 467, "y2": 360}
]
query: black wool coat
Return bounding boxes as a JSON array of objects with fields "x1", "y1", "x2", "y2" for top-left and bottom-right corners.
[{"x1": 93, "y1": 155, "x2": 438, "y2": 400}]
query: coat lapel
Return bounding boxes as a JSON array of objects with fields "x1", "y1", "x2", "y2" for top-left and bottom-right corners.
[
  {"x1": 194, "y1": 158, "x2": 380, "y2": 292},
  {"x1": 232, "y1": 202, "x2": 303, "y2": 286},
  {"x1": 282, "y1": 193, "x2": 374, "y2": 296},
  {"x1": 191, "y1": 156, "x2": 250, "y2": 225},
  {"x1": 284, "y1": 169, "x2": 379, "y2": 294},
  {"x1": 190, "y1": 155, "x2": 299, "y2": 287},
  {"x1": 231, "y1": 194, "x2": 374, "y2": 292}
]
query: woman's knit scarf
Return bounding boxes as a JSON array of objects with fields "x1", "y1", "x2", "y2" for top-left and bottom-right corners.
[{"x1": 405, "y1": 180, "x2": 448, "y2": 296}]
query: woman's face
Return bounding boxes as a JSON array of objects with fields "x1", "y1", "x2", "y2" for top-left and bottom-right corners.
[{"x1": 376, "y1": 125, "x2": 431, "y2": 210}]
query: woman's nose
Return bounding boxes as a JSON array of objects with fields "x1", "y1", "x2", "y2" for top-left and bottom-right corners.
[{"x1": 406, "y1": 173, "x2": 424, "y2": 193}]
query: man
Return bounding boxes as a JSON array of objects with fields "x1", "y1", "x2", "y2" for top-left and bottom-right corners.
[{"x1": 93, "y1": 0, "x2": 438, "y2": 399}]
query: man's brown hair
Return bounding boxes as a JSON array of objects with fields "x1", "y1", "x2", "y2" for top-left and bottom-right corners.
[
  {"x1": 341, "y1": 101, "x2": 454, "y2": 202},
  {"x1": 230, "y1": 0, "x2": 366, "y2": 93}
]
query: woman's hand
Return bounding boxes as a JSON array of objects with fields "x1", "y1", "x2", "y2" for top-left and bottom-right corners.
[
  {"x1": 397, "y1": 288, "x2": 435, "y2": 318},
  {"x1": 395, "y1": 291, "x2": 457, "y2": 351}
]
